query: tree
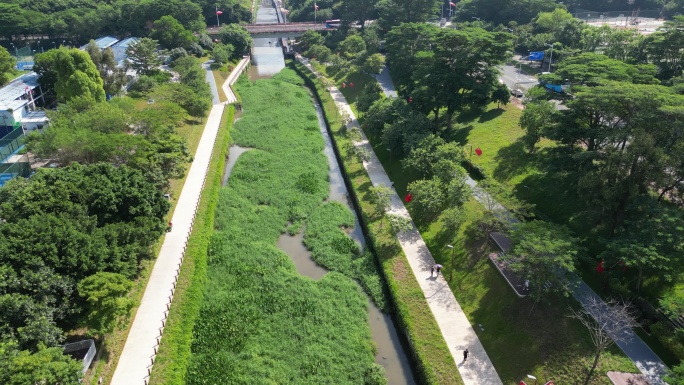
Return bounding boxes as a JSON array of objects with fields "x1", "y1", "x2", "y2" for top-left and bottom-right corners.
[
  {"x1": 454, "y1": 0, "x2": 558, "y2": 25},
  {"x1": 385, "y1": 23, "x2": 438, "y2": 94},
  {"x1": 569, "y1": 296, "x2": 638, "y2": 385},
  {"x1": 505, "y1": 220, "x2": 580, "y2": 311},
  {"x1": 519, "y1": 99, "x2": 556, "y2": 153},
  {"x1": 356, "y1": 82, "x2": 383, "y2": 113},
  {"x1": 218, "y1": 24, "x2": 252, "y2": 57},
  {"x1": 78, "y1": 272, "x2": 134, "y2": 337},
  {"x1": 407, "y1": 178, "x2": 446, "y2": 222},
  {"x1": 386, "y1": 214, "x2": 413, "y2": 235},
  {"x1": 0, "y1": 341, "x2": 82, "y2": 385},
  {"x1": 34, "y1": 48, "x2": 105, "y2": 104},
  {"x1": 211, "y1": 43, "x2": 235, "y2": 65},
  {"x1": 377, "y1": 0, "x2": 438, "y2": 28},
  {"x1": 151, "y1": 15, "x2": 197, "y2": 49},
  {"x1": 126, "y1": 38, "x2": 161, "y2": 75},
  {"x1": 339, "y1": 0, "x2": 379, "y2": 28},
  {"x1": 553, "y1": 52, "x2": 659, "y2": 86},
  {"x1": 86, "y1": 43, "x2": 128, "y2": 96},
  {"x1": 305, "y1": 45, "x2": 332, "y2": 63},
  {"x1": 298, "y1": 30, "x2": 325, "y2": 52},
  {"x1": 368, "y1": 185, "x2": 393, "y2": 222},
  {"x1": 492, "y1": 83, "x2": 510, "y2": 109},
  {"x1": 0, "y1": 3, "x2": 28, "y2": 41},
  {"x1": 339, "y1": 35, "x2": 367, "y2": 60},
  {"x1": 0, "y1": 47, "x2": 15, "y2": 86},
  {"x1": 362, "y1": 53, "x2": 385, "y2": 74},
  {"x1": 415, "y1": 27, "x2": 513, "y2": 128},
  {"x1": 666, "y1": 362, "x2": 684, "y2": 385}
]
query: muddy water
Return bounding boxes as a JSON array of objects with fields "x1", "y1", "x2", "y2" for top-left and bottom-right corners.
[{"x1": 222, "y1": 145, "x2": 250, "y2": 187}]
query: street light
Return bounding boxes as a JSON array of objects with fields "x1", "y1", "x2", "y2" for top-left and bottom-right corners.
[
  {"x1": 10, "y1": 43, "x2": 17, "y2": 57},
  {"x1": 51, "y1": 41, "x2": 56, "y2": 49},
  {"x1": 527, "y1": 374, "x2": 537, "y2": 385},
  {"x1": 387, "y1": 148, "x2": 392, "y2": 177},
  {"x1": 545, "y1": 43, "x2": 554, "y2": 73},
  {"x1": 446, "y1": 244, "x2": 456, "y2": 282},
  {"x1": 471, "y1": 16, "x2": 481, "y2": 22}
]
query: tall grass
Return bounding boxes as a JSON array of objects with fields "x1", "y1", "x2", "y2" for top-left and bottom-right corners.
[{"x1": 186, "y1": 70, "x2": 384, "y2": 384}]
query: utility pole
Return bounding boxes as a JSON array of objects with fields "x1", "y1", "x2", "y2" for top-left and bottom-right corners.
[
  {"x1": 546, "y1": 43, "x2": 554, "y2": 73},
  {"x1": 447, "y1": 245, "x2": 456, "y2": 282},
  {"x1": 215, "y1": 4, "x2": 220, "y2": 27}
]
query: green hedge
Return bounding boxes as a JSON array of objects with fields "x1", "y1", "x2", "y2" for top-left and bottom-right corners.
[
  {"x1": 148, "y1": 104, "x2": 235, "y2": 385},
  {"x1": 290, "y1": 60, "x2": 464, "y2": 385}
]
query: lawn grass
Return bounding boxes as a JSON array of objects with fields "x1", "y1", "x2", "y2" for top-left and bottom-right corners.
[
  {"x1": 184, "y1": 70, "x2": 385, "y2": 384},
  {"x1": 292, "y1": 60, "x2": 464, "y2": 385},
  {"x1": 80, "y1": 97, "x2": 213, "y2": 385},
  {"x1": 212, "y1": 71, "x2": 228, "y2": 102},
  {"x1": 421, "y1": 199, "x2": 637, "y2": 384}
]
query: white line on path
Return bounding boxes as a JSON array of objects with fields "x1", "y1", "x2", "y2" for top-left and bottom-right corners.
[
  {"x1": 297, "y1": 55, "x2": 504, "y2": 385},
  {"x1": 110, "y1": 58, "x2": 248, "y2": 385}
]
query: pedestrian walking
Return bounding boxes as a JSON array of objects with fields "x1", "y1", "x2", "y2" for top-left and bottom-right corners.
[
  {"x1": 430, "y1": 265, "x2": 434, "y2": 277},
  {"x1": 463, "y1": 348, "x2": 469, "y2": 362},
  {"x1": 435, "y1": 264, "x2": 442, "y2": 275}
]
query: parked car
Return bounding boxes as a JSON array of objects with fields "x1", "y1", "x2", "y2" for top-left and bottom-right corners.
[{"x1": 511, "y1": 88, "x2": 524, "y2": 97}]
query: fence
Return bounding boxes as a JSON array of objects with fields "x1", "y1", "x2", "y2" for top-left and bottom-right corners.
[
  {"x1": 11, "y1": 45, "x2": 35, "y2": 70},
  {"x1": 0, "y1": 127, "x2": 25, "y2": 164},
  {"x1": 63, "y1": 339, "x2": 97, "y2": 373},
  {"x1": 574, "y1": 8, "x2": 663, "y2": 23}
]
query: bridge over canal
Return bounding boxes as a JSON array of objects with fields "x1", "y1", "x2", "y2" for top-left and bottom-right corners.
[{"x1": 207, "y1": 22, "x2": 333, "y2": 36}]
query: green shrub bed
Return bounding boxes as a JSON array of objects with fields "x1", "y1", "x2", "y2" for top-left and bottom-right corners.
[
  {"x1": 184, "y1": 70, "x2": 386, "y2": 384},
  {"x1": 290, "y1": 60, "x2": 463, "y2": 385}
]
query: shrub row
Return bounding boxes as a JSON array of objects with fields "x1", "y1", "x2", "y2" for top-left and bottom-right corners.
[
  {"x1": 149, "y1": 105, "x2": 235, "y2": 385},
  {"x1": 291, "y1": 59, "x2": 464, "y2": 385}
]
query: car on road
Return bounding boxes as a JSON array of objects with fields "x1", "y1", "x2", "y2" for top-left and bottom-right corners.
[{"x1": 511, "y1": 88, "x2": 524, "y2": 98}]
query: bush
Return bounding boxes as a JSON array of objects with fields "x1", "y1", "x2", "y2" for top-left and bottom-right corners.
[
  {"x1": 130, "y1": 75, "x2": 156, "y2": 93},
  {"x1": 186, "y1": 43, "x2": 203, "y2": 57},
  {"x1": 211, "y1": 43, "x2": 235, "y2": 65},
  {"x1": 168, "y1": 47, "x2": 188, "y2": 61}
]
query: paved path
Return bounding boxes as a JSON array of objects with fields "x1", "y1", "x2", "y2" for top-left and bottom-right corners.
[
  {"x1": 110, "y1": 60, "x2": 245, "y2": 385},
  {"x1": 298, "y1": 55, "x2": 504, "y2": 385},
  {"x1": 373, "y1": 65, "x2": 397, "y2": 98},
  {"x1": 222, "y1": 57, "x2": 249, "y2": 104},
  {"x1": 203, "y1": 61, "x2": 220, "y2": 105}
]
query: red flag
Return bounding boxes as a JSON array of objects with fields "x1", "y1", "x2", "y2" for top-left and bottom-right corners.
[
  {"x1": 216, "y1": 10, "x2": 223, "y2": 15},
  {"x1": 596, "y1": 260, "x2": 605, "y2": 273},
  {"x1": 349, "y1": 82, "x2": 354, "y2": 88},
  {"x1": 475, "y1": 147, "x2": 483, "y2": 156},
  {"x1": 405, "y1": 193, "x2": 413, "y2": 203},
  {"x1": 449, "y1": 1, "x2": 456, "y2": 6},
  {"x1": 314, "y1": 4, "x2": 319, "y2": 10},
  {"x1": 407, "y1": 96, "x2": 413, "y2": 103}
]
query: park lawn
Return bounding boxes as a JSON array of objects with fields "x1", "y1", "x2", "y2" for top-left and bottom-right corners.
[
  {"x1": 312, "y1": 60, "x2": 374, "y2": 117},
  {"x1": 358, "y1": 96, "x2": 638, "y2": 382},
  {"x1": 81, "y1": 98, "x2": 215, "y2": 385}
]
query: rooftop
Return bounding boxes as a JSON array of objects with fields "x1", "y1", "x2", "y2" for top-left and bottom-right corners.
[
  {"x1": 80, "y1": 36, "x2": 120, "y2": 51},
  {"x1": 0, "y1": 73, "x2": 40, "y2": 103}
]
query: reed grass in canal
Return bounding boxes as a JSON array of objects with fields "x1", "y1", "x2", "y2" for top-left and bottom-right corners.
[{"x1": 186, "y1": 70, "x2": 387, "y2": 384}]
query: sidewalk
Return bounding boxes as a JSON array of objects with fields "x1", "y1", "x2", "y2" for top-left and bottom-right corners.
[
  {"x1": 110, "y1": 62, "x2": 243, "y2": 385},
  {"x1": 298, "y1": 56, "x2": 504, "y2": 385}
]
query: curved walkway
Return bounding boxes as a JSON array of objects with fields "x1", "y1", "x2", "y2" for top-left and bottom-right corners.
[
  {"x1": 110, "y1": 62, "x2": 245, "y2": 385},
  {"x1": 297, "y1": 55, "x2": 504, "y2": 385}
]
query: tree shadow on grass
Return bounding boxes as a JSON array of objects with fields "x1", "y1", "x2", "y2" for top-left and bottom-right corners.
[
  {"x1": 478, "y1": 107, "x2": 505, "y2": 123},
  {"x1": 492, "y1": 140, "x2": 536, "y2": 182},
  {"x1": 445, "y1": 124, "x2": 474, "y2": 146}
]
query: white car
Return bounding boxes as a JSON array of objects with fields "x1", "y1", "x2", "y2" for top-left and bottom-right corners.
[{"x1": 511, "y1": 88, "x2": 524, "y2": 98}]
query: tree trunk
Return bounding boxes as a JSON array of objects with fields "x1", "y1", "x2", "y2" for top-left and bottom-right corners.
[
  {"x1": 446, "y1": 110, "x2": 454, "y2": 131},
  {"x1": 433, "y1": 108, "x2": 440, "y2": 130},
  {"x1": 583, "y1": 349, "x2": 601, "y2": 385}
]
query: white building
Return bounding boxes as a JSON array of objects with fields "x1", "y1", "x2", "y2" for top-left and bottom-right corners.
[{"x1": 0, "y1": 72, "x2": 48, "y2": 133}]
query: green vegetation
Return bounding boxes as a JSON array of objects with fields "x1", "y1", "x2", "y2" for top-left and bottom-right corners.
[
  {"x1": 184, "y1": 70, "x2": 385, "y2": 384},
  {"x1": 149, "y1": 105, "x2": 234, "y2": 385},
  {"x1": 292, "y1": 60, "x2": 463, "y2": 385},
  {"x1": 0, "y1": 46, "x2": 15, "y2": 86}
]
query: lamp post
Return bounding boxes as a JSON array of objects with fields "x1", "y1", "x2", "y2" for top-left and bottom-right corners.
[
  {"x1": 527, "y1": 375, "x2": 537, "y2": 385},
  {"x1": 215, "y1": 3, "x2": 220, "y2": 27},
  {"x1": 10, "y1": 43, "x2": 17, "y2": 57},
  {"x1": 446, "y1": 244, "x2": 455, "y2": 281},
  {"x1": 51, "y1": 41, "x2": 56, "y2": 49},
  {"x1": 471, "y1": 16, "x2": 481, "y2": 23},
  {"x1": 387, "y1": 148, "x2": 392, "y2": 176},
  {"x1": 545, "y1": 43, "x2": 554, "y2": 73}
]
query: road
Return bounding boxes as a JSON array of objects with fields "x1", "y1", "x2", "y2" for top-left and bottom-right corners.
[{"x1": 499, "y1": 63, "x2": 538, "y2": 93}]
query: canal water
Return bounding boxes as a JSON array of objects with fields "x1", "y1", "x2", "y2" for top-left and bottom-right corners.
[{"x1": 219, "y1": 2, "x2": 417, "y2": 383}]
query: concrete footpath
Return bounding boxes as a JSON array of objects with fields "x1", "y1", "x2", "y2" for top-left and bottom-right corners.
[
  {"x1": 298, "y1": 55, "x2": 504, "y2": 385},
  {"x1": 110, "y1": 62, "x2": 245, "y2": 385}
]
